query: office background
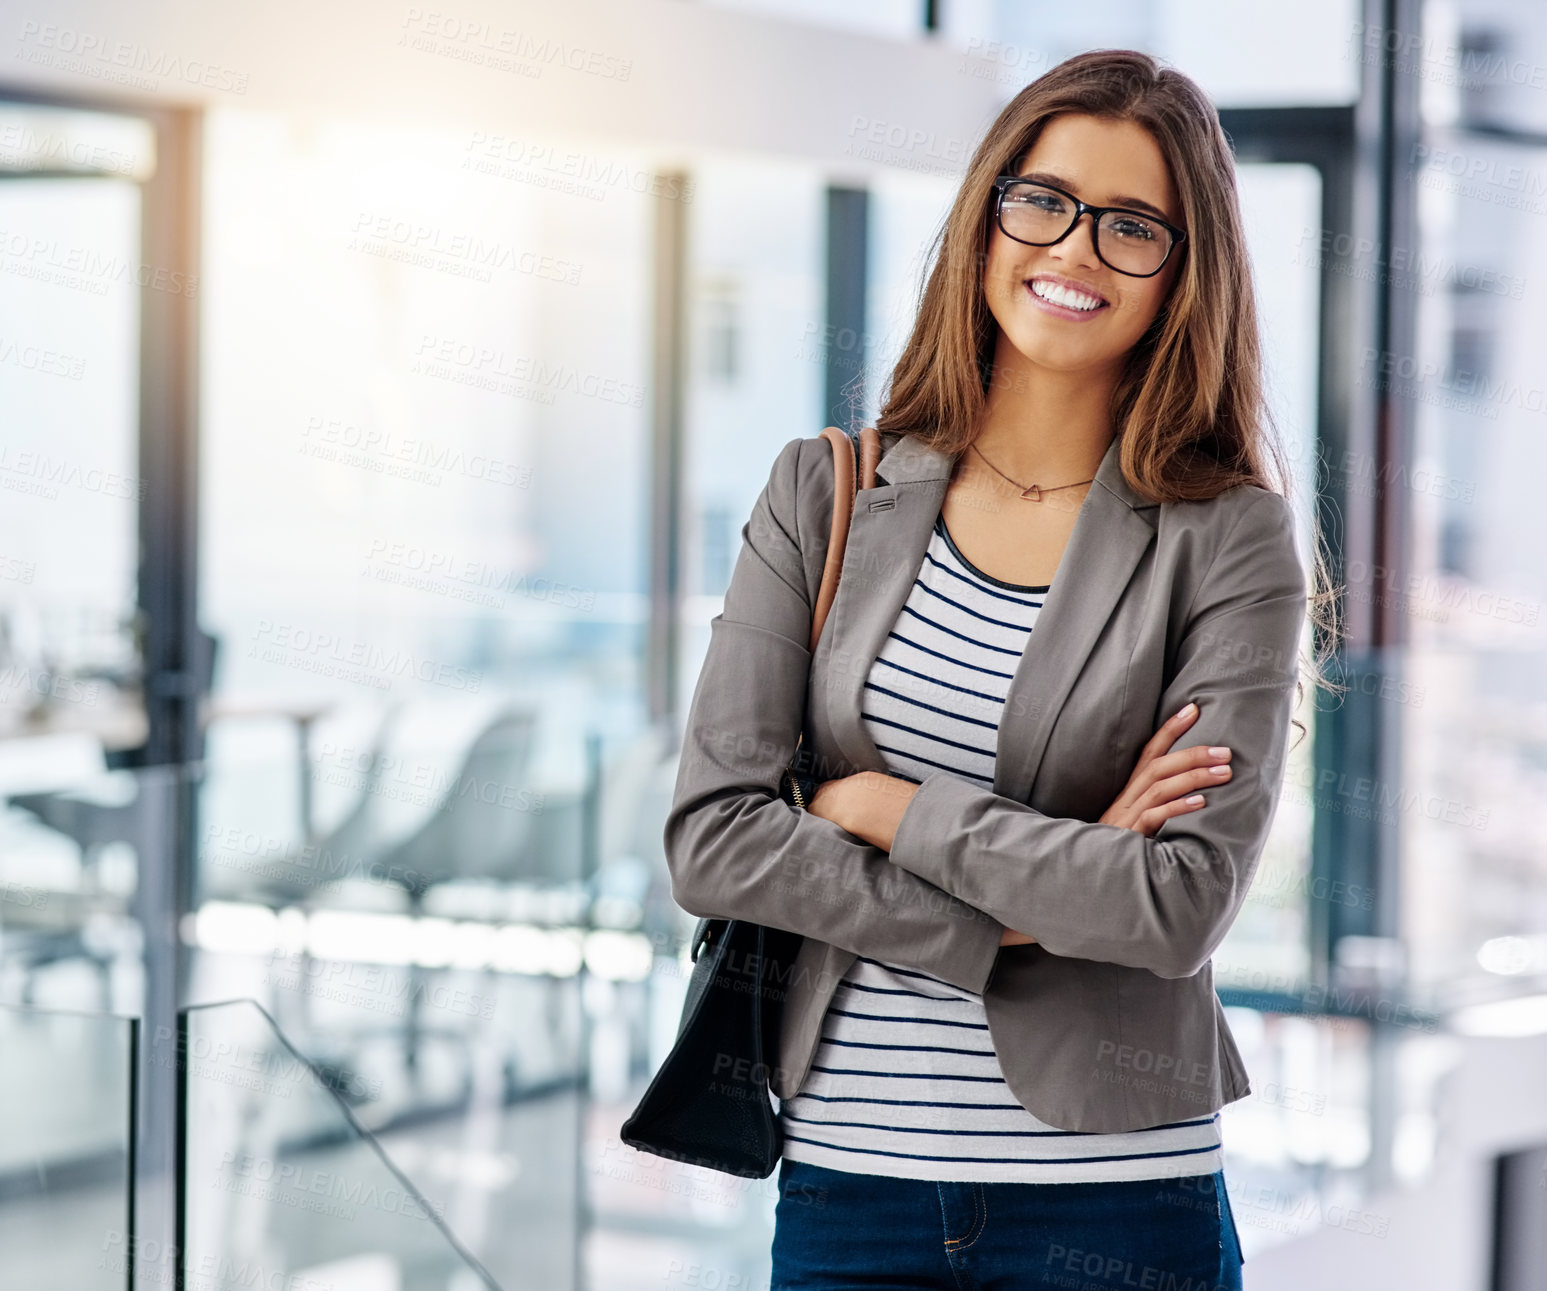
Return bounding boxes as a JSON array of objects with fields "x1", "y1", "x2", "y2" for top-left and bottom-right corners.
[{"x1": 1, "y1": 0, "x2": 1546, "y2": 1287}]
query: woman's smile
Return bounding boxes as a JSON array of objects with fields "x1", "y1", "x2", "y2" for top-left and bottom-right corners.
[{"x1": 1023, "y1": 272, "x2": 1111, "y2": 320}]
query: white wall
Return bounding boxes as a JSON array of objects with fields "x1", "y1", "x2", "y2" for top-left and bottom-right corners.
[{"x1": 2, "y1": 0, "x2": 1010, "y2": 177}]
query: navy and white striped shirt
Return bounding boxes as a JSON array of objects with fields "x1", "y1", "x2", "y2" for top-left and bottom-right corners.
[{"x1": 779, "y1": 513, "x2": 1223, "y2": 1183}]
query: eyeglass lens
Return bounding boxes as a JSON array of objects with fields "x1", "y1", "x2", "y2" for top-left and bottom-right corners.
[{"x1": 1000, "y1": 183, "x2": 1174, "y2": 276}]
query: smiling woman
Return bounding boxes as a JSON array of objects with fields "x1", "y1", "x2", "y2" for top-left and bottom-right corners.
[
  {"x1": 986, "y1": 116, "x2": 1186, "y2": 353},
  {"x1": 661, "y1": 46, "x2": 1343, "y2": 1291},
  {"x1": 921, "y1": 111, "x2": 1195, "y2": 591}
]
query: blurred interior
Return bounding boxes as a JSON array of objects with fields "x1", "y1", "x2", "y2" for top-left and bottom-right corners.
[{"x1": 2, "y1": 1, "x2": 1547, "y2": 1287}]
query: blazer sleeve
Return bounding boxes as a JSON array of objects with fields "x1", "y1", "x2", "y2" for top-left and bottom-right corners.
[
  {"x1": 662, "y1": 436, "x2": 1005, "y2": 994},
  {"x1": 885, "y1": 488, "x2": 1309, "y2": 980}
]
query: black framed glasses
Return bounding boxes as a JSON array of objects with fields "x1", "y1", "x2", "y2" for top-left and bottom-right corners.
[{"x1": 991, "y1": 175, "x2": 1187, "y2": 278}]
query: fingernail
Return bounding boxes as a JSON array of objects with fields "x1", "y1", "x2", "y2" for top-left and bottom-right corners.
[
  {"x1": 1209, "y1": 765, "x2": 1230, "y2": 776},
  {"x1": 1177, "y1": 703, "x2": 1197, "y2": 719},
  {"x1": 1185, "y1": 794, "x2": 1204, "y2": 804},
  {"x1": 1208, "y1": 746, "x2": 1230, "y2": 758}
]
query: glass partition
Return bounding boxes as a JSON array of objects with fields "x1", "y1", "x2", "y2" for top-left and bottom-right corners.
[
  {"x1": 1213, "y1": 160, "x2": 1325, "y2": 993},
  {"x1": 1403, "y1": 123, "x2": 1547, "y2": 1014},
  {"x1": 937, "y1": 0, "x2": 1360, "y2": 108},
  {"x1": 0, "y1": 1004, "x2": 134, "y2": 1291},
  {"x1": 677, "y1": 155, "x2": 826, "y2": 704},
  {"x1": 0, "y1": 101, "x2": 151, "y2": 760},
  {"x1": 182, "y1": 998, "x2": 508, "y2": 1290}
]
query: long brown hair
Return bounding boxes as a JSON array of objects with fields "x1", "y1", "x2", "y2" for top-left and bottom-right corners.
[{"x1": 873, "y1": 48, "x2": 1344, "y2": 741}]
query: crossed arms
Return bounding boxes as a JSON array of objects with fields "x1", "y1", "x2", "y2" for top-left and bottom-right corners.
[{"x1": 664, "y1": 436, "x2": 1308, "y2": 988}]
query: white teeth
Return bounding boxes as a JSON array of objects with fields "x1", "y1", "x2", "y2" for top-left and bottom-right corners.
[{"x1": 1030, "y1": 279, "x2": 1103, "y2": 311}]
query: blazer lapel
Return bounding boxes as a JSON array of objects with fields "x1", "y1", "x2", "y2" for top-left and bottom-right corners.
[{"x1": 821, "y1": 431, "x2": 1158, "y2": 805}]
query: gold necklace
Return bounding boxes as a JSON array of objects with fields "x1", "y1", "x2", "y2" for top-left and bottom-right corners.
[{"x1": 968, "y1": 443, "x2": 1096, "y2": 502}]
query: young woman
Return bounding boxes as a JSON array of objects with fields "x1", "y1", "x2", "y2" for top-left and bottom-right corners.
[{"x1": 665, "y1": 48, "x2": 1340, "y2": 1290}]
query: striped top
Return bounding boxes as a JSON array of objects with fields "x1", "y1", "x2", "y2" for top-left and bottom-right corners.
[{"x1": 778, "y1": 513, "x2": 1223, "y2": 1183}]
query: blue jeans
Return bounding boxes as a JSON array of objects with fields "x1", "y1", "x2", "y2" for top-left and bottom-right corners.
[{"x1": 770, "y1": 1159, "x2": 1244, "y2": 1290}]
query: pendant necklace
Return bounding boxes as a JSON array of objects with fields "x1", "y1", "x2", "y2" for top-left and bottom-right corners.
[{"x1": 968, "y1": 442, "x2": 1095, "y2": 502}]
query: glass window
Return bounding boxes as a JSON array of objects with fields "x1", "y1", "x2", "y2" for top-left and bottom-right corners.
[
  {"x1": 1205, "y1": 162, "x2": 1324, "y2": 991},
  {"x1": 864, "y1": 170, "x2": 958, "y2": 428},
  {"x1": 0, "y1": 112, "x2": 145, "y2": 754},
  {"x1": 198, "y1": 108, "x2": 654, "y2": 863},
  {"x1": 677, "y1": 157, "x2": 825, "y2": 700},
  {"x1": 192, "y1": 97, "x2": 653, "y2": 1183},
  {"x1": 0, "y1": 1006, "x2": 135, "y2": 1290},
  {"x1": 940, "y1": 0, "x2": 1360, "y2": 106},
  {"x1": 1152, "y1": 0, "x2": 1361, "y2": 107},
  {"x1": 1403, "y1": 120, "x2": 1547, "y2": 1007}
]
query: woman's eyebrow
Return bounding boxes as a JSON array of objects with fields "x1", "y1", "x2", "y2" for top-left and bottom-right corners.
[{"x1": 1015, "y1": 169, "x2": 1174, "y2": 222}]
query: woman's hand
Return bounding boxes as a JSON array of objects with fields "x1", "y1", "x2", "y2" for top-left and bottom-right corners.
[
  {"x1": 806, "y1": 771, "x2": 918, "y2": 852},
  {"x1": 808, "y1": 775, "x2": 1037, "y2": 949},
  {"x1": 1098, "y1": 701, "x2": 1232, "y2": 836},
  {"x1": 1002, "y1": 703, "x2": 1228, "y2": 947}
]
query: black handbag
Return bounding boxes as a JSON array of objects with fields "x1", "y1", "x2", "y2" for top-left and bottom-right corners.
[{"x1": 620, "y1": 425, "x2": 882, "y2": 1178}]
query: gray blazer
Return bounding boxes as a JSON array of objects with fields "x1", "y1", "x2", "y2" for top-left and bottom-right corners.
[{"x1": 664, "y1": 428, "x2": 1308, "y2": 1134}]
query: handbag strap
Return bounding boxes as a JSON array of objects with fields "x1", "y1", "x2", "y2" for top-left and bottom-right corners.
[{"x1": 809, "y1": 426, "x2": 880, "y2": 653}]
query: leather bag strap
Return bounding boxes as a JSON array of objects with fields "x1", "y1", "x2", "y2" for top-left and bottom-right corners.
[{"x1": 809, "y1": 425, "x2": 881, "y2": 653}]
